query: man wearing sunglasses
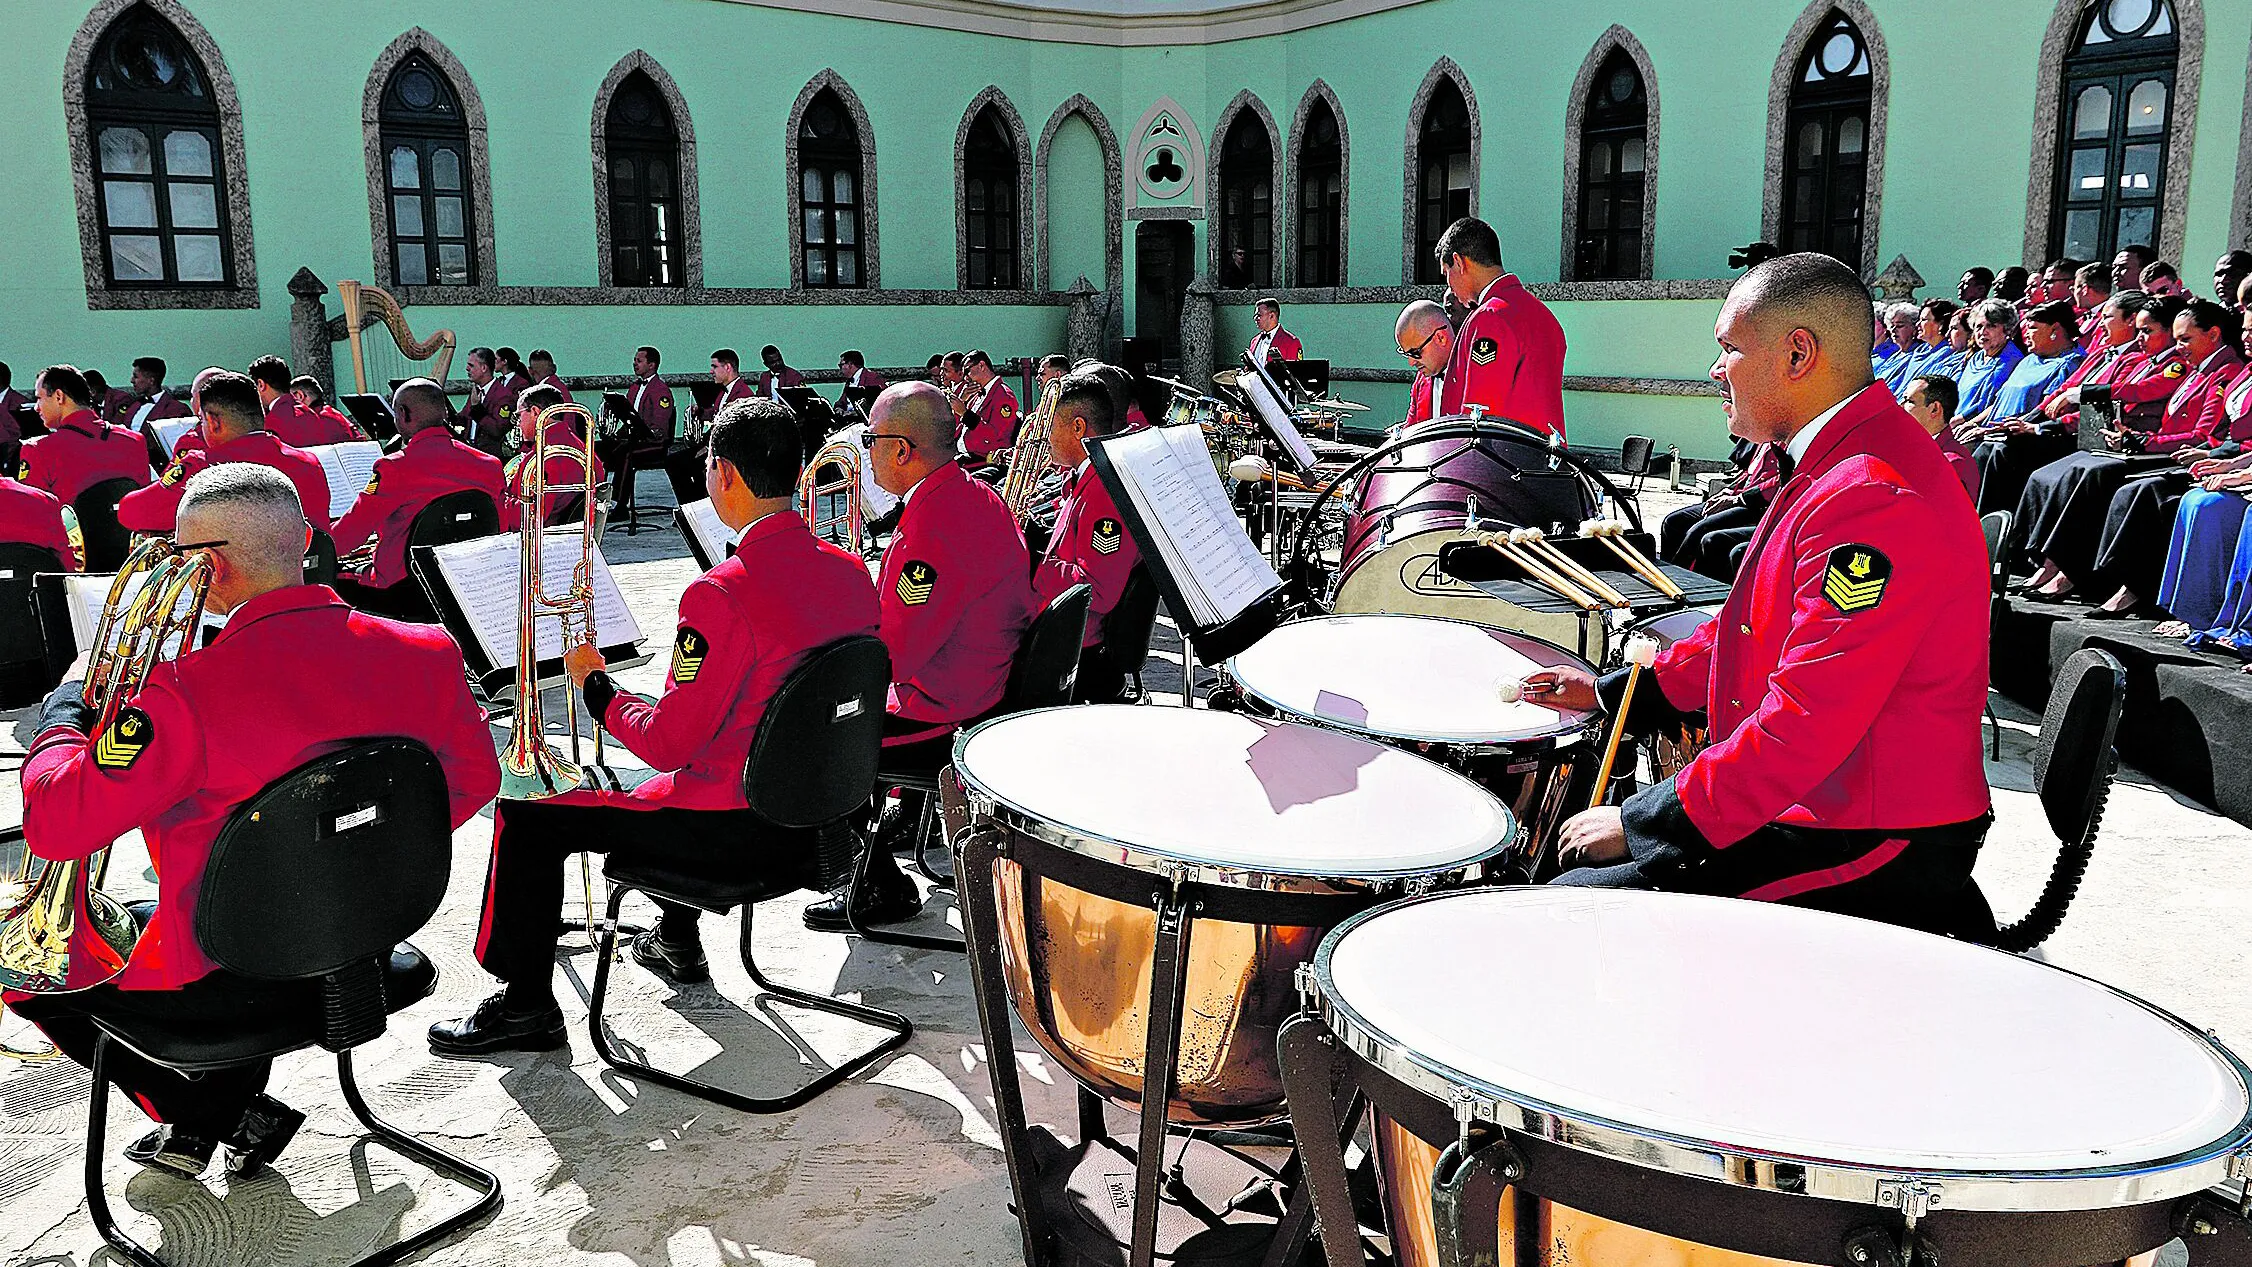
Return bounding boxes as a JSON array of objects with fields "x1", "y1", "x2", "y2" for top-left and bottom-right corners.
[{"x1": 1394, "y1": 299, "x2": 1454, "y2": 428}]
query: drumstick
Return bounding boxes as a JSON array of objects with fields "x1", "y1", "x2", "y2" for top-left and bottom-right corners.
[
  {"x1": 1518, "y1": 527, "x2": 1632, "y2": 608},
  {"x1": 1583, "y1": 519, "x2": 1689, "y2": 601},
  {"x1": 1589, "y1": 636, "x2": 1660, "y2": 808},
  {"x1": 1480, "y1": 531, "x2": 1599, "y2": 611}
]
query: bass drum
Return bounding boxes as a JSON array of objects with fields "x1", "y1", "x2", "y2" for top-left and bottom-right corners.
[
  {"x1": 1338, "y1": 415, "x2": 1598, "y2": 581},
  {"x1": 1330, "y1": 526, "x2": 1594, "y2": 660}
]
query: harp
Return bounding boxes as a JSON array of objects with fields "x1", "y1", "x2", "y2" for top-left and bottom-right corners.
[{"x1": 333, "y1": 279, "x2": 458, "y2": 396}]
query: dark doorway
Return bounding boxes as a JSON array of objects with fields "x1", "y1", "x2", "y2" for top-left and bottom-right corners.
[{"x1": 1135, "y1": 220, "x2": 1195, "y2": 364}]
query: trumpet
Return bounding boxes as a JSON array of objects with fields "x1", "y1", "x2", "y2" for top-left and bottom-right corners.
[
  {"x1": 497, "y1": 402, "x2": 604, "y2": 802},
  {"x1": 799, "y1": 432, "x2": 868, "y2": 550},
  {"x1": 0, "y1": 538, "x2": 215, "y2": 993},
  {"x1": 999, "y1": 378, "x2": 1062, "y2": 523}
]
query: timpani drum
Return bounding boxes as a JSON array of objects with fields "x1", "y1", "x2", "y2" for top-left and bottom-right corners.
[
  {"x1": 1226, "y1": 614, "x2": 1602, "y2": 870},
  {"x1": 1282, "y1": 888, "x2": 2252, "y2": 1267}
]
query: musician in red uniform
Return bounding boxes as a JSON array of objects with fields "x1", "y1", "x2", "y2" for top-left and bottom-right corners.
[
  {"x1": 0, "y1": 472, "x2": 80, "y2": 569},
  {"x1": 330, "y1": 380, "x2": 506, "y2": 617},
  {"x1": 1248, "y1": 297, "x2": 1305, "y2": 367},
  {"x1": 22, "y1": 364, "x2": 152, "y2": 504},
  {"x1": 528, "y1": 349, "x2": 573, "y2": 402},
  {"x1": 1523, "y1": 253, "x2": 1994, "y2": 936},
  {"x1": 430, "y1": 399, "x2": 881, "y2": 1053},
  {"x1": 458, "y1": 347, "x2": 515, "y2": 454},
  {"x1": 501, "y1": 384, "x2": 606, "y2": 531},
  {"x1": 958, "y1": 350, "x2": 1022, "y2": 462},
  {"x1": 1036, "y1": 366, "x2": 1143, "y2": 700},
  {"x1": 290, "y1": 376, "x2": 366, "y2": 444},
  {"x1": 245, "y1": 356, "x2": 336, "y2": 451},
  {"x1": 835, "y1": 349, "x2": 888, "y2": 418},
  {"x1": 756, "y1": 344, "x2": 807, "y2": 398},
  {"x1": 120, "y1": 373, "x2": 333, "y2": 534},
  {"x1": 701, "y1": 348, "x2": 756, "y2": 427},
  {"x1": 1394, "y1": 299, "x2": 1454, "y2": 427},
  {"x1": 1435, "y1": 217, "x2": 1569, "y2": 441},
  {"x1": 627, "y1": 345, "x2": 676, "y2": 443},
  {"x1": 85, "y1": 370, "x2": 137, "y2": 424},
  {"x1": 126, "y1": 357, "x2": 192, "y2": 430},
  {"x1": 806, "y1": 382, "x2": 1035, "y2": 930},
  {"x1": 0, "y1": 362, "x2": 29, "y2": 434},
  {"x1": 13, "y1": 463, "x2": 498, "y2": 1176}
]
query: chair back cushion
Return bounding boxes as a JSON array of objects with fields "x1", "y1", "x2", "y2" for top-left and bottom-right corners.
[
  {"x1": 73, "y1": 476, "x2": 141, "y2": 573},
  {"x1": 0, "y1": 542, "x2": 64, "y2": 666},
  {"x1": 406, "y1": 489, "x2": 501, "y2": 552},
  {"x1": 1004, "y1": 583, "x2": 1089, "y2": 713},
  {"x1": 743, "y1": 635, "x2": 891, "y2": 828},
  {"x1": 1618, "y1": 435, "x2": 1656, "y2": 476},
  {"x1": 196, "y1": 739, "x2": 453, "y2": 981},
  {"x1": 302, "y1": 529, "x2": 339, "y2": 587},
  {"x1": 2033, "y1": 648, "x2": 2125, "y2": 845}
]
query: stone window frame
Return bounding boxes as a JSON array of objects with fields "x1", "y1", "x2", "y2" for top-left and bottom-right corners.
[
  {"x1": 1762, "y1": 0, "x2": 1890, "y2": 281},
  {"x1": 2023, "y1": 0, "x2": 2203, "y2": 268},
  {"x1": 954, "y1": 86, "x2": 1036, "y2": 292},
  {"x1": 1206, "y1": 90, "x2": 1284, "y2": 288},
  {"x1": 786, "y1": 69, "x2": 880, "y2": 291},
  {"x1": 1033, "y1": 95, "x2": 1124, "y2": 293},
  {"x1": 1560, "y1": 26, "x2": 1661, "y2": 283},
  {"x1": 2236, "y1": 20, "x2": 2252, "y2": 250},
  {"x1": 1400, "y1": 57, "x2": 1482, "y2": 285},
  {"x1": 362, "y1": 28, "x2": 499, "y2": 293},
  {"x1": 591, "y1": 51, "x2": 703, "y2": 291},
  {"x1": 64, "y1": 0, "x2": 258, "y2": 310},
  {"x1": 1284, "y1": 79, "x2": 1351, "y2": 289}
]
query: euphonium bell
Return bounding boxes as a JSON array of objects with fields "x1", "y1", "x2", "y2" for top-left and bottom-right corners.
[{"x1": 999, "y1": 377, "x2": 1062, "y2": 524}]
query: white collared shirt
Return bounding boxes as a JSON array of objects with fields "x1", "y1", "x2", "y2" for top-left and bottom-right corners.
[
  {"x1": 131, "y1": 392, "x2": 167, "y2": 427},
  {"x1": 1249, "y1": 329, "x2": 1275, "y2": 363},
  {"x1": 1785, "y1": 389, "x2": 1862, "y2": 466}
]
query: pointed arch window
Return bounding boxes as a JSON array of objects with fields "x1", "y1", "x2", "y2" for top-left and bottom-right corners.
[
  {"x1": 379, "y1": 53, "x2": 476, "y2": 286},
  {"x1": 1575, "y1": 50, "x2": 1649, "y2": 281},
  {"x1": 964, "y1": 105, "x2": 1020, "y2": 290},
  {"x1": 1217, "y1": 113, "x2": 1274, "y2": 288},
  {"x1": 799, "y1": 89, "x2": 865, "y2": 289},
  {"x1": 1295, "y1": 99, "x2": 1343, "y2": 287},
  {"x1": 85, "y1": 5, "x2": 232, "y2": 287},
  {"x1": 1780, "y1": 13, "x2": 1872, "y2": 265},
  {"x1": 1414, "y1": 79, "x2": 1473, "y2": 284},
  {"x1": 604, "y1": 71, "x2": 682, "y2": 287},
  {"x1": 2051, "y1": 0, "x2": 2177, "y2": 261}
]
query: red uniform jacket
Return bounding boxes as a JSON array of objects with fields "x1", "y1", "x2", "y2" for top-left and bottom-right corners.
[
  {"x1": 702, "y1": 376, "x2": 756, "y2": 424},
  {"x1": 96, "y1": 387, "x2": 136, "y2": 424},
  {"x1": 628, "y1": 374, "x2": 676, "y2": 443},
  {"x1": 880, "y1": 461, "x2": 1034, "y2": 729},
  {"x1": 21, "y1": 410, "x2": 152, "y2": 505},
  {"x1": 121, "y1": 432, "x2": 334, "y2": 534},
  {"x1": 261, "y1": 394, "x2": 353, "y2": 449},
  {"x1": 537, "y1": 373, "x2": 574, "y2": 403},
  {"x1": 589, "y1": 512, "x2": 880, "y2": 809},
  {"x1": 758, "y1": 367, "x2": 807, "y2": 397},
  {"x1": 0, "y1": 477, "x2": 79, "y2": 569},
  {"x1": 1035, "y1": 461, "x2": 1139, "y2": 645},
  {"x1": 961, "y1": 379, "x2": 1022, "y2": 459},
  {"x1": 318, "y1": 404, "x2": 364, "y2": 441},
  {"x1": 1643, "y1": 384, "x2": 1991, "y2": 849},
  {"x1": 0, "y1": 388, "x2": 29, "y2": 445},
  {"x1": 22, "y1": 585, "x2": 498, "y2": 990},
  {"x1": 1933, "y1": 426, "x2": 1982, "y2": 502},
  {"x1": 127, "y1": 390, "x2": 193, "y2": 429},
  {"x1": 499, "y1": 416, "x2": 605, "y2": 531},
  {"x1": 1252, "y1": 328, "x2": 1305, "y2": 365},
  {"x1": 1407, "y1": 372, "x2": 1439, "y2": 426},
  {"x1": 464, "y1": 372, "x2": 523, "y2": 447},
  {"x1": 2142, "y1": 347, "x2": 2246, "y2": 453},
  {"x1": 2038, "y1": 340, "x2": 2139, "y2": 423},
  {"x1": 332, "y1": 427, "x2": 506, "y2": 588},
  {"x1": 2109, "y1": 346, "x2": 2188, "y2": 426},
  {"x1": 1730, "y1": 442, "x2": 1790, "y2": 510},
  {"x1": 1439, "y1": 274, "x2": 1568, "y2": 440}
]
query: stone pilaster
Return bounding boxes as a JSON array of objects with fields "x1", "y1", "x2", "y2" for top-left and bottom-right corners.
[
  {"x1": 1180, "y1": 273, "x2": 1217, "y2": 389},
  {"x1": 287, "y1": 267, "x2": 335, "y2": 395}
]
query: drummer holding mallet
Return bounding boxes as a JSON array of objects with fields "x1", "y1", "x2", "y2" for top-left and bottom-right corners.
[{"x1": 1517, "y1": 252, "x2": 1995, "y2": 937}]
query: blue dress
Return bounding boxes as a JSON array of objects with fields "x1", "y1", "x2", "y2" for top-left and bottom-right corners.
[
  {"x1": 1957, "y1": 344, "x2": 2027, "y2": 418},
  {"x1": 2185, "y1": 506, "x2": 2252, "y2": 653},
  {"x1": 1987, "y1": 348, "x2": 2085, "y2": 419},
  {"x1": 2158, "y1": 487, "x2": 2252, "y2": 630}
]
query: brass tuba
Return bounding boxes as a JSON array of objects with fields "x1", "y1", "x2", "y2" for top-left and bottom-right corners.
[
  {"x1": 999, "y1": 377, "x2": 1062, "y2": 523},
  {"x1": 798, "y1": 433, "x2": 867, "y2": 551},
  {"x1": 497, "y1": 401, "x2": 604, "y2": 801},
  {"x1": 0, "y1": 538, "x2": 215, "y2": 993}
]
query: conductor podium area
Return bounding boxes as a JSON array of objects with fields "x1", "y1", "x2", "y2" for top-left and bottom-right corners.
[
  {"x1": 1, "y1": 480, "x2": 2248, "y2": 1267},
  {"x1": 1996, "y1": 596, "x2": 2252, "y2": 831}
]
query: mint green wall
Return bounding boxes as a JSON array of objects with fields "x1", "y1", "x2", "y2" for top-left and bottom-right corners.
[{"x1": 1047, "y1": 115, "x2": 1109, "y2": 290}]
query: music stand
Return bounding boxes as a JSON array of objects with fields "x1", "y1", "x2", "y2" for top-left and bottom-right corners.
[
  {"x1": 1274, "y1": 358, "x2": 1329, "y2": 399},
  {"x1": 841, "y1": 385, "x2": 881, "y2": 417},
  {"x1": 11, "y1": 403, "x2": 46, "y2": 440},
  {"x1": 339, "y1": 394, "x2": 396, "y2": 445},
  {"x1": 686, "y1": 380, "x2": 724, "y2": 419}
]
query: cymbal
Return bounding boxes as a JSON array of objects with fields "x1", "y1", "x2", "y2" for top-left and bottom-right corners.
[
  {"x1": 1212, "y1": 369, "x2": 1243, "y2": 389},
  {"x1": 1305, "y1": 396, "x2": 1370, "y2": 413}
]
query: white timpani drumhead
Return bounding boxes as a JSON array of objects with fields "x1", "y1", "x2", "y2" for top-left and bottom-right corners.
[
  {"x1": 1228, "y1": 614, "x2": 1597, "y2": 745},
  {"x1": 955, "y1": 705, "x2": 1512, "y2": 877},
  {"x1": 1323, "y1": 889, "x2": 2252, "y2": 1175}
]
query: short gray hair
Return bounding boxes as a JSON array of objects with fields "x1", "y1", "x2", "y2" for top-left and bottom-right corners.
[
  {"x1": 177, "y1": 463, "x2": 308, "y2": 579},
  {"x1": 1883, "y1": 302, "x2": 1918, "y2": 325},
  {"x1": 1396, "y1": 299, "x2": 1449, "y2": 340},
  {"x1": 1974, "y1": 298, "x2": 2020, "y2": 328}
]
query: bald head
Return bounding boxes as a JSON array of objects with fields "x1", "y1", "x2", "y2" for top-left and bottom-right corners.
[
  {"x1": 177, "y1": 463, "x2": 312, "y2": 608},
  {"x1": 871, "y1": 381, "x2": 958, "y2": 454},
  {"x1": 1710, "y1": 252, "x2": 1876, "y2": 443},
  {"x1": 391, "y1": 378, "x2": 451, "y2": 435},
  {"x1": 1395, "y1": 300, "x2": 1449, "y2": 341}
]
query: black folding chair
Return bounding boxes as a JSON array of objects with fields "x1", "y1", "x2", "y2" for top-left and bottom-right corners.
[
  {"x1": 79, "y1": 740, "x2": 499, "y2": 1267},
  {"x1": 860, "y1": 584, "x2": 1091, "y2": 949},
  {"x1": 301, "y1": 529, "x2": 339, "y2": 587},
  {"x1": 74, "y1": 476, "x2": 141, "y2": 574},
  {"x1": 1981, "y1": 509, "x2": 2013, "y2": 759},
  {"x1": 1618, "y1": 435, "x2": 1657, "y2": 493},
  {"x1": 407, "y1": 489, "x2": 501, "y2": 553},
  {"x1": 1990, "y1": 648, "x2": 2125, "y2": 953},
  {"x1": 0, "y1": 541, "x2": 65, "y2": 707},
  {"x1": 588, "y1": 635, "x2": 912, "y2": 1114}
]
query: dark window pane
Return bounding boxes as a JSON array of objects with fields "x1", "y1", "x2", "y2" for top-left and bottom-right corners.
[
  {"x1": 2125, "y1": 78, "x2": 2167, "y2": 133},
  {"x1": 396, "y1": 242, "x2": 428, "y2": 284},
  {"x1": 105, "y1": 180, "x2": 158, "y2": 228},
  {"x1": 392, "y1": 194, "x2": 423, "y2": 237},
  {"x1": 170, "y1": 182, "x2": 217, "y2": 229},
  {"x1": 2117, "y1": 204, "x2": 2155, "y2": 246},
  {"x1": 2074, "y1": 85, "x2": 2114, "y2": 138},
  {"x1": 390, "y1": 147, "x2": 420, "y2": 189},
  {"x1": 431, "y1": 148, "x2": 462, "y2": 190},
  {"x1": 435, "y1": 196, "x2": 464, "y2": 238},
  {"x1": 2067, "y1": 147, "x2": 2108, "y2": 200},
  {"x1": 436, "y1": 243, "x2": 468, "y2": 285},
  {"x1": 2062, "y1": 210, "x2": 2102, "y2": 260}
]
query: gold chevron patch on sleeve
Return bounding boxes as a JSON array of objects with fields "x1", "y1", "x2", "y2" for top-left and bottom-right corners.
[
  {"x1": 1468, "y1": 336, "x2": 1498, "y2": 366},
  {"x1": 1822, "y1": 544, "x2": 1892, "y2": 614},
  {"x1": 670, "y1": 626, "x2": 706, "y2": 685},
  {"x1": 896, "y1": 560, "x2": 938, "y2": 606},
  {"x1": 1091, "y1": 517, "x2": 1122, "y2": 555},
  {"x1": 92, "y1": 707, "x2": 153, "y2": 771}
]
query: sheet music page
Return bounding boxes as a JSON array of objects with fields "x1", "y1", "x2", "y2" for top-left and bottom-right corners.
[
  {"x1": 303, "y1": 442, "x2": 384, "y2": 522},
  {"x1": 1094, "y1": 426, "x2": 1279, "y2": 628},
  {"x1": 677, "y1": 499, "x2": 732, "y2": 569},
  {"x1": 149, "y1": 418, "x2": 198, "y2": 459},
  {"x1": 1238, "y1": 369, "x2": 1322, "y2": 472},
  {"x1": 62, "y1": 572, "x2": 219, "y2": 661},
  {"x1": 428, "y1": 532, "x2": 645, "y2": 667}
]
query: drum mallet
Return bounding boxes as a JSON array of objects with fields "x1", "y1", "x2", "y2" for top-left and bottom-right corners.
[
  {"x1": 1589, "y1": 635, "x2": 1660, "y2": 808},
  {"x1": 1479, "y1": 530, "x2": 1599, "y2": 611},
  {"x1": 1582, "y1": 519, "x2": 1689, "y2": 602},
  {"x1": 1519, "y1": 527, "x2": 1633, "y2": 608}
]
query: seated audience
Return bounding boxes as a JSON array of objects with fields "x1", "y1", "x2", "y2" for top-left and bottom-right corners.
[
  {"x1": 120, "y1": 371, "x2": 332, "y2": 534},
  {"x1": 2112, "y1": 244, "x2": 2154, "y2": 293},
  {"x1": 1958, "y1": 266, "x2": 1995, "y2": 305},
  {"x1": 22, "y1": 364, "x2": 153, "y2": 504},
  {"x1": 2071, "y1": 262, "x2": 2113, "y2": 347},
  {"x1": 1995, "y1": 265, "x2": 2032, "y2": 303},
  {"x1": 1954, "y1": 300, "x2": 2026, "y2": 419},
  {"x1": 328, "y1": 378, "x2": 505, "y2": 619},
  {"x1": 2143, "y1": 260, "x2": 2187, "y2": 296},
  {"x1": 1905, "y1": 375, "x2": 1980, "y2": 502},
  {"x1": 1961, "y1": 300, "x2": 2084, "y2": 512},
  {"x1": 1872, "y1": 303, "x2": 1900, "y2": 363},
  {"x1": 2216, "y1": 251, "x2": 2252, "y2": 308},
  {"x1": 1877, "y1": 300, "x2": 1948, "y2": 393}
]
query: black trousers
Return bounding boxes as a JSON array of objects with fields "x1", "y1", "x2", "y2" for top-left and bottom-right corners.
[
  {"x1": 1657, "y1": 504, "x2": 1705, "y2": 563},
  {"x1": 1664, "y1": 504, "x2": 1760, "y2": 571},
  {"x1": 474, "y1": 790, "x2": 810, "y2": 989},
  {"x1": 860, "y1": 717, "x2": 962, "y2": 885},
  {"x1": 1696, "y1": 524, "x2": 1759, "y2": 580},
  {"x1": 2092, "y1": 470, "x2": 2189, "y2": 601},
  {"x1": 1973, "y1": 431, "x2": 2076, "y2": 518}
]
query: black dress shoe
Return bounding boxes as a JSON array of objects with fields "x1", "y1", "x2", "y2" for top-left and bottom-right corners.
[
  {"x1": 802, "y1": 871, "x2": 923, "y2": 932},
  {"x1": 629, "y1": 929, "x2": 710, "y2": 984},
  {"x1": 428, "y1": 992, "x2": 568, "y2": 1056},
  {"x1": 125, "y1": 1126, "x2": 216, "y2": 1178},
  {"x1": 224, "y1": 1094, "x2": 305, "y2": 1178}
]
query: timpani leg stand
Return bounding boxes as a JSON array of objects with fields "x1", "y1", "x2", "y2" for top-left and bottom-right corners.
[
  {"x1": 1275, "y1": 1014, "x2": 1368, "y2": 1267},
  {"x1": 956, "y1": 820, "x2": 1049, "y2": 1267}
]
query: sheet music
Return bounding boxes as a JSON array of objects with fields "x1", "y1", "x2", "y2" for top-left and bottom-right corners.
[
  {"x1": 676, "y1": 499, "x2": 733, "y2": 571},
  {"x1": 1238, "y1": 363, "x2": 1322, "y2": 472},
  {"x1": 1092, "y1": 425, "x2": 1279, "y2": 629},
  {"x1": 60, "y1": 571, "x2": 219, "y2": 661},
  {"x1": 148, "y1": 418, "x2": 198, "y2": 459},
  {"x1": 426, "y1": 532, "x2": 644, "y2": 668},
  {"x1": 303, "y1": 442, "x2": 384, "y2": 521}
]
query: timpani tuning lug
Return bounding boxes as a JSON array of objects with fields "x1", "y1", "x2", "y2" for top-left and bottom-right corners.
[{"x1": 1874, "y1": 1177, "x2": 1943, "y2": 1221}]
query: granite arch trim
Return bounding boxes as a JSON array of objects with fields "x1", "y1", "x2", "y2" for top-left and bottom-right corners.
[
  {"x1": 590, "y1": 51, "x2": 703, "y2": 290},
  {"x1": 1400, "y1": 57, "x2": 1482, "y2": 284},
  {"x1": 785, "y1": 69, "x2": 880, "y2": 290},
  {"x1": 954, "y1": 86, "x2": 1037, "y2": 291},
  {"x1": 1761, "y1": 0, "x2": 1890, "y2": 281},
  {"x1": 1033, "y1": 94, "x2": 1124, "y2": 293},
  {"x1": 362, "y1": 28, "x2": 499, "y2": 289},
  {"x1": 1284, "y1": 79, "x2": 1352, "y2": 288},
  {"x1": 1206, "y1": 89, "x2": 1285, "y2": 287},
  {"x1": 1559, "y1": 26, "x2": 1660, "y2": 283}
]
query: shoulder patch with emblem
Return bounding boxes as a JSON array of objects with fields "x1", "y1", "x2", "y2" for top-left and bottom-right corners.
[
  {"x1": 1001, "y1": 402, "x2": 1017, "y2": 420},
  {"x1": 896, "y1": 560, "x2": 938, "y2": 606},
  {"x1": 159, "y1": 459, "x2": 186, "y2": 487},
  {"x1": 2164, "y1": 362, "x2": 2186, "y2": 378},
  {"x1": 93, "y1": 707, "x2": 153, "y2": 771},
  {"x1": 362, "y1": 467, "x2": 382, "y2": 496},
  {"x1": 1822, "y1": 544, "x2": 1892, "y2": 614},
  {"x1": 1469, "y1": 336, "x2": 1498, "y2": 367},
  {"x1": 1091, "y1": 517, "x2": 1122, "y2": 555},
  {"x1": 669, "y1": 626, "x2": 706, "y2": 685},
  {"x1": 658, "y1": 394, "x2": 673, "y2": 409}
]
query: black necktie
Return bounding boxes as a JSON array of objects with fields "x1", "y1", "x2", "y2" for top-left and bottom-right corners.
[{"x1": 1776, "y1": 450, "x2": 1797, "y2": 484}]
